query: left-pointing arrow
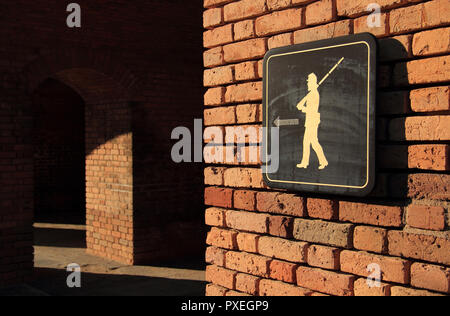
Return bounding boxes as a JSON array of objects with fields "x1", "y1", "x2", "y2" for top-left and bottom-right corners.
[{"x1": 274, "y1": 117, "x2": 300, "y2": 127}]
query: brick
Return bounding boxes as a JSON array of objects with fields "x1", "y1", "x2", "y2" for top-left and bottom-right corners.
[
  {"x1": 204, "y1": 0, "x2": 234, "y2": 8},
  {"x1": 206, "y1": 265, "x2": 237, "y2": 289},
  {"x1": 340, "y1": 250, "x2": 410, "y2": 284},
  {"x1": 236, "y1": 273, "x2": 260, "y2": 295},
  {"x1": 394, "y1": 56, "x2": 450, "y2": 86},
  {"x1": 406, "y1": 205, "x2": 446, "y2": 231},
  {"x1": 205, "y1": 187, "x2": 233, "y2": 208},
  {"x1": 408, "y1": 145, "x2": 449, "y2": 171},
  {"x1": 339, "y1": 202, "x2": 403, "y2": 227},
  {"x1": 411, "y1": 263, "x2": 450, "y2": 294},
  {"x1": 390, "y1": 116, "x2": 450, "y2": 141},
  {"x1": 224, "y1": 168, "x2": 264, "y2": 188},
  {"x1": 255, "y1": 8, "x2": 303, "y2": 36},
  {"x1": 413, "y1": 27, "x2": 450, "y2": 56},
  {"x1": 354, "y1": 226, "x2": 388, "y2": 254},
  {"x1": 256, "y1": 192, "x2": 306, "y2": 217},
  {"x1": 204, "y1": 87, "x2": 225, "y2": 106},
  {"x1": 206, "y1": 283, "x2": 228, "y2": 296},
  {"x1": 307, "y1": 198, "x2": 338, "y2": 220},
  {"x1": 235, "y1": 62, "x2": 258, "y2": 81},
  {"x1": 390, "y1": 0, "x2": 450, "y2": 34},
  {"x1": 354, "y1": 278, "x2": 391, "y2": 296},
  {"x1": 204, "y1": 8, "x2": 223, "y2": 29},
  {"x1": 225, "y1": 251, "x2": 271, "y2": 277},
  {"x1": 204, "y1": 47, "x2": 225, "y2": 68},
  {"x1": 391, "y1": 286, "x2": 444, "y2": 297},
  {"x1": 305, "y1": 0, "x2": 334, "y2": 26},
  {"x1": 204, "y1": 106, "x2": 236, "y2": 125},
  {"x1": 204, "y1": 65, "x2": 234, "y2": 86},
  {"x1": 379, "y1": 35, "x2": 411, "y2": 62},
  {"x1": 205, "y1": 207, "x2": 226, "y2": 227},
  {"x1": 258, "y1": 236, "x2": 308, "y2": 263},
  {"x1": 225, "y1": 290, "x2": 251, "y2": 296},
  {"x1": 401, "y1": 174, "x2": 450, "y2": 200},
  {"x1": 224, "y1": 0, "x2": 267, "y2": 22},
  {"x1": 259, "y1": 279, "x2": 312, "y2": 296},
  {"x1": 206, "y1": 246, "x2": 226, "y2": 266},
  {"x1": 336, "y1": 0, "x2": 403, "y2": 17},
  {"x1": 236, "y1": 233, "x2": 259, "y2": 253},
  {"x1": 269, "y1": 260, "x2": 299, "y2": 283},
  {"x1": 225, "y1": 82, "x2": 263, "y2": 103},
  {"x1": 205, "y1": 167, "x2": 225, "y2": 186},
  {"x1": 204, "y1": 24, "x2": 234, "y2": 48},
  {"x1": 293, "y1": 219, "x2": 354, "y2": 249},
  {"x1": 410, "y1": 87, "x2": 450, "y2": 112},
  {"x1": 354, "y1": 13, "x2": 388, "y2": 37},
  {"x1": 233, "y1": 190, "x2": 256, "y2": 211},
  {"x1": 268, "y1": 215, "x2": 294, "y2": 238},
  {"x1": 297, "y1": 266, "x2": 355, "y2": 296},
  {"x1": 293, "y1": 20, "x2": 351, "y2": 44},
  {"x1": 236, "y1": 103, "x2": 259, "y2": 123},
  {"x1": 307, "y1": 245, "x2": 341, "y2": 270},
  {"x1": 268, "y1": 33, "x2": 293, "y2": 49},
  {"x1": 267, "y1": 0, "x2": 292, "y2": 11},
  {"x1": 223, "y1": 39, "x2": 267, "y2": 63},
  {"x1": 388, "y1": 231, "x2": 450, "y2": 266},
  {"x1": 206, "y1": 228, "x2": 237, "y2": 249},
  {"x1": 225, "y1": 210, "x2": 269, "y2": 233},
  {"x1": 234, "y1": 20, "x2": 255, "y2": 41}
]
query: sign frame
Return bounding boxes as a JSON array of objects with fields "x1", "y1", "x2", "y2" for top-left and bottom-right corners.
[{"x1": 262, "y1": 33, "x2": 377, "y2": 197}]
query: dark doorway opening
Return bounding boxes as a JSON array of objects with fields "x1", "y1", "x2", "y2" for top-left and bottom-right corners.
[{"x1": 32, "y1": 78, "x2": 86, "y2": 225}]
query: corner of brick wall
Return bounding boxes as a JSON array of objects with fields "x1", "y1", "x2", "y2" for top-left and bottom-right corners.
[{"x1": 203, "y1": 0, "x2": 450, "y2": 297}]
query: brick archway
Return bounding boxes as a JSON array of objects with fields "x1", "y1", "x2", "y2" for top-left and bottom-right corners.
[{"x1": 25, "y1": 49, "x2": 140, "y2": 265}]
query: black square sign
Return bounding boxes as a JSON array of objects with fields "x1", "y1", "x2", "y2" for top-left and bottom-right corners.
[{"x1": 262, "y1": 33, "x2": 377, "y2": 197}]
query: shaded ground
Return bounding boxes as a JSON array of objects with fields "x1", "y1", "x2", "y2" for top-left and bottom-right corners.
[{"x1": 0, "y1": 223, "x2": 206, "y2": 296}]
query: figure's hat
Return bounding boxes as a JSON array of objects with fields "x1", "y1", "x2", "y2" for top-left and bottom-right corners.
[{"x1": 307, "y1": 73, "x2": 318, "y2": 88}]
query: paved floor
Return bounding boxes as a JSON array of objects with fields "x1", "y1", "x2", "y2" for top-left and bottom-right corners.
[{"x1": 0, "y1": 223, "x2": 206, "y2": 296}]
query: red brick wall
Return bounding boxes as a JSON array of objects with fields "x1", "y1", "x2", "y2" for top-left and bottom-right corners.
[
  {"x1": 0, "y1": 0, "x2": 204, "y2": 285},
  {"x1": 203, "y1": 0, "x2": 449, "y2": 296}
]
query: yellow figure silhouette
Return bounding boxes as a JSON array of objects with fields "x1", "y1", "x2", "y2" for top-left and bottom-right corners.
[{"x1": 296, "y1": 73, "x2": 329, "y2": 170}]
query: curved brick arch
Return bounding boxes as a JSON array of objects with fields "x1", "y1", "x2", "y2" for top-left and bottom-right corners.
[
  {"x1": 25, "y1": 50, "x2": 138, "y2": 265},
  {"x1": 23, "y1": 47, "x2": 141, "y2": 100}
]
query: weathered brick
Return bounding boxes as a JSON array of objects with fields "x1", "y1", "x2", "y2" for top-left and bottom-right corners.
[
  {"x1": 406, "y1": 205, "x2": 446, "y2": 231},
  {"x1": 354, "y1": 226, "x2": 388, "y2": 254},
  {"x1": 305, "y1": 0, "x2": 334, "y2": 26},
  {"x1": 256, "y1": 192, "x2": 306, "y2": 217},
  {"x1": 390, "y1": 286, "x2": 444, "y2": 297},
  {"x1": 411, "y1": 263, "x2": 450, "y2": 294},
  {"x1": 293, "y1": 219, "x2": 354, "y2": 249},
  {"x1": 205, "y1": 167, "x2": 225, "y2": 186},
  {"x1": 236, "y1": 232, "x2": 259, "y2": 253},
  {"x1": 339, "y1": 202, "x2": 403, "y2": 227},
  {"x1": 225, "y1": 82, "x2": 263, "y2": 103},
  {"x1": 206, "y1": 283, "x2": 228, "y2": 296},
  {"x1": 268, "y1": 32, "x2": 293, "y2": 49},
  {"x1": 270, "y1": 260, "x2": 298, "y2": 283},
  {"x1": 394, "y1": 56, "x2": 450, "y2": 86},
  {"x1": 413, "y1": 27, "x2": 450, "y2": 56},
  {"x1": 234, "y1": 62, "x2": 258, "y2": 82},
  {"x1": 205, "y1": 207, "x2": 226, "y2": 227},
  {"x1": 206, "y1": 265, "x2": 237, "y2": 289},
  {"x1": 340, "y1": 250, "x2": 411, "y2": 284},
  {"x1": 234, "y1": 20, "x2": 255, "y2": 41},
  {"x1": 354, "y1": 278, "x2": 391, "y2": 297},
  {"x1": 297, "y1": 266, "x2": 355, "y2": 296},
  {"x1": 259, "y1": 279, "x2": 312, "y2": 296},
  {"x1": 236, "y1": 273, "x2": 260, "y2": 295},
  {"x1": 207, "y1": 227, "x2": 237, "y2": 249},
  {"x1": 268, "y1": 215, "x2": 294, "y2": 238},
  {"x1": 233, "y1": 190, "x2": 256, "y2": 211},
  {"x1": 307, "y1": 198, "x2": 338, "y2": 220},
  {"x1": 205, "y1": 187, "x2": 233, "y2": 208},
  {"x1": 410, "y1": 86, "x2": 450, "y2": 112},
  {"x1": 204, "y1": 87, "x2": 226, "y2": 106},
  {"x1": 256, "y1": 8, "x2": 303, "y2": 36},
  {"x1": 204, "y1": 8, "x2": 223, "y2": 29},
  {"x1": 225, "y1": 210, "x2": 269, "y2": 233},
  {"x1": 225, "y1": 251, "x2": 271, "y2": 277},
  {"x1": 204, "y1": 106, "x2": 236, "y2": 125},
  {"x1": 206, "y1": 246, "x2": 226, "y2": 266},
  {"x1": 388, "y1": 231, "x2": 450, "y2": 266},
  {"x1": 223, "y1": 39, "x2": 267, "y2": 63},
  {"x1": 204, "y1": 24, "x2": 234, "y2": 48},
  {"x1": 258, "y1": 236, "x2": 308, "y2": 263},
  {"x1": 224, "y1": 168, "x2": 264, "y2": 188},
  {"x1": 204, "y1": 65, "x2": 234, "y2": 86},
  {"x1": 293, "y1": 20, "x2": 351, "y2": 44},
  {"x1": 307, "y1": 244, "x2": 341, "y2": 270},
  {"x1": 204, "y1": 47, "x2": 225, "y2": 68},
  {"x1": 224, "y1": 0, "x2": 267, "y2": 22}
]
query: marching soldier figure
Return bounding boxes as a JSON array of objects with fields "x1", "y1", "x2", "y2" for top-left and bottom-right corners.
[{"x1": 296, "y1": 73, "x2": 329, "y2": 170}]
